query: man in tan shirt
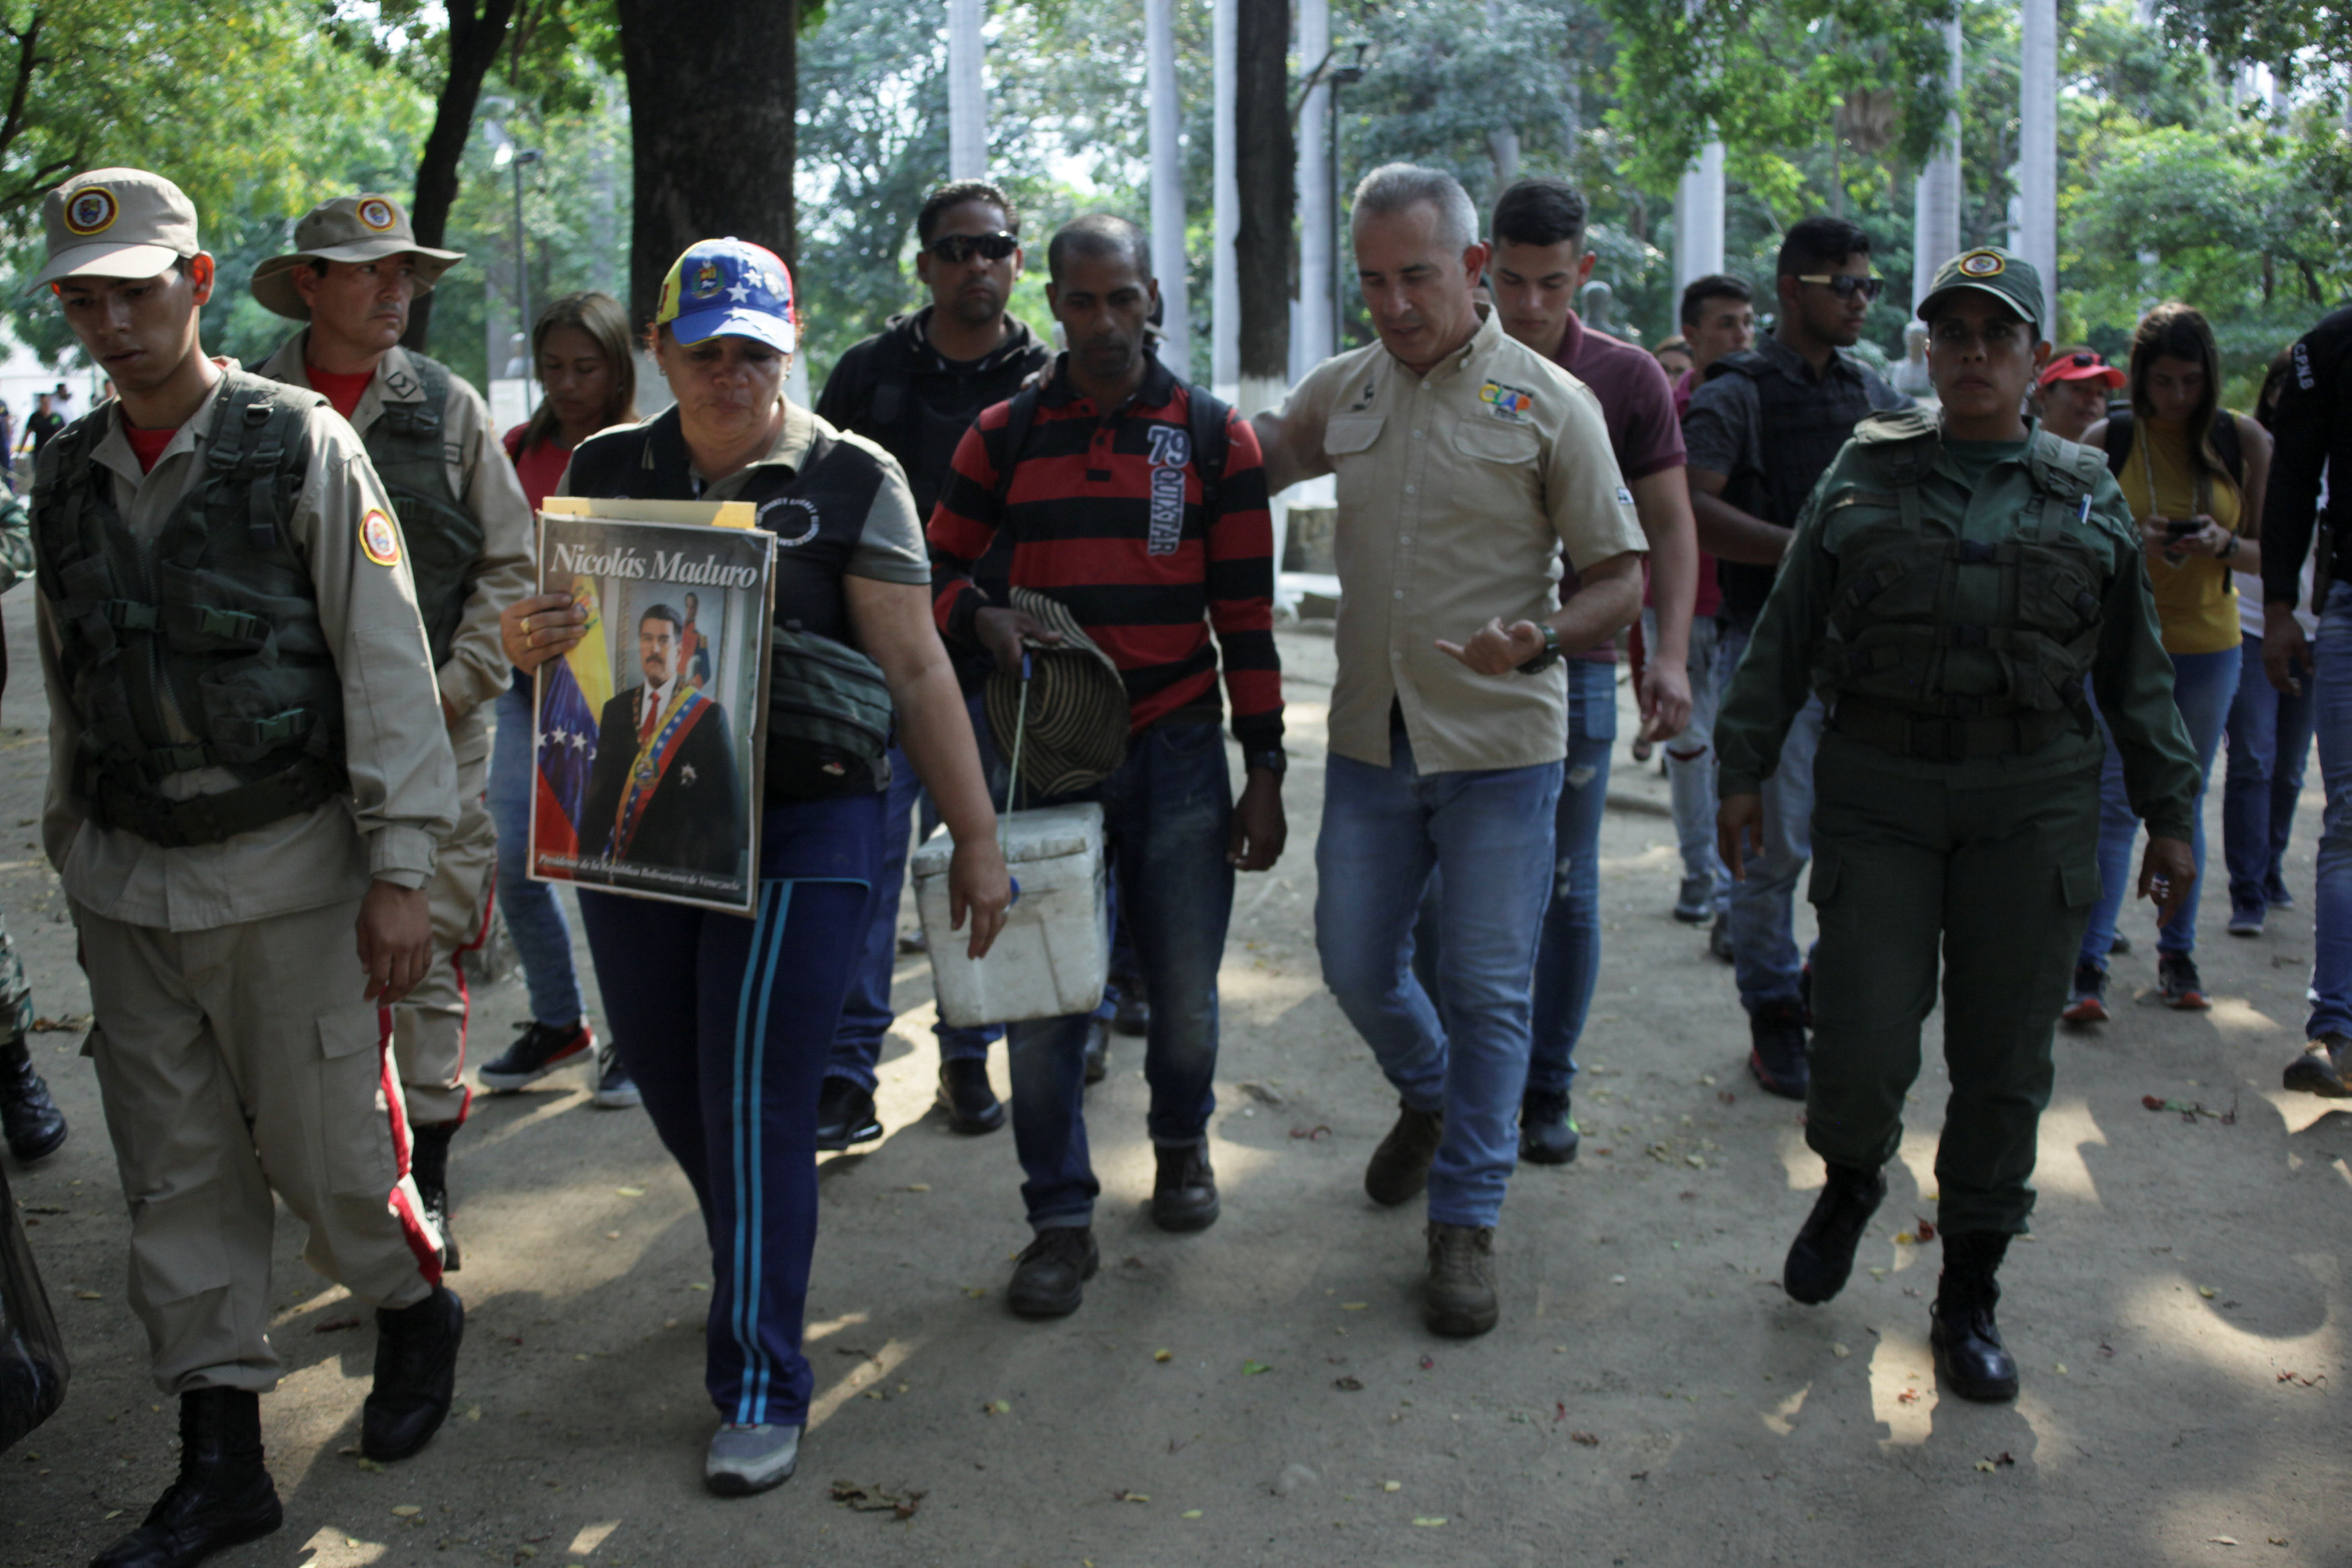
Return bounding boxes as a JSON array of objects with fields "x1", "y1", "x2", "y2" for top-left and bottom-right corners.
[
  {"x1": 1256, "y1": 163, "x2": 1646, "y2": 1338},
  {"x1": 250, "y1": 194, "x2": 538, "y2": 1272},
  {"x1": 30, "y1": 169, "x2": 464, "y2": 1568}
]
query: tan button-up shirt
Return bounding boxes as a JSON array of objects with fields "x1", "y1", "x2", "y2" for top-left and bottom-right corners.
[
  {"x1": 257, "y1": 335, "x2": 536, "y2": 717},
  {"x1": 1275, "y1": 308, "x2": 1646, "y2": 774},
  {"x1": 36, "y1": 369, "x2": 459, "y2": 931}
]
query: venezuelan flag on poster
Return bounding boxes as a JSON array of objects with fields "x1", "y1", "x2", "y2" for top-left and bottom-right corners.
[{"x1": 534, "y1": 575, "x2": 613, "y2": 859}]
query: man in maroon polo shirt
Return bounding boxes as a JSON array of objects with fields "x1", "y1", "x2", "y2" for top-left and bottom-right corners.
[{"x1": 1439, "y1": 176, "x2": 1698, "y2": 1162}]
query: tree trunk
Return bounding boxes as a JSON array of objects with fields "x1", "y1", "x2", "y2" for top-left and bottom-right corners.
[
  {"x1": 405, "y1": 0, "x2": 522, "y2": 353},
  {"x1": 614, "y1": 0, "x2": 798, "y2": 332},
  {"x1": 1233, "y1": 0, "x2": 1292, "y2": 398}
]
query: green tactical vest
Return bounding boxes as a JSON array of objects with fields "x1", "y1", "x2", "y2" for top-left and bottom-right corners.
[
  {"x1": 32, "y1": 369, "x2": 349, "y2": 846},
  {"x1": 1813, "y1": 410, "x2": 2115, "y2": 763},
  {"x1": 355, "y1": 353, "x2": 480, "y2": 668}
]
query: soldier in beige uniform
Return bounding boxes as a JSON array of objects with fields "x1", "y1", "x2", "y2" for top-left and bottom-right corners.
[
  {"x1": 249, "y1": 195, "x2": 536, "y2": 1269},
  {"x1": 29, "y1": 169, "x2": 465, "y2": 1568}
]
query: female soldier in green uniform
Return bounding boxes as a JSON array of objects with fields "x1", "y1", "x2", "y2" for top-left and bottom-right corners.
[{"x1": 1714, "y1": 248, "x2": 2199, "y2": 1402}]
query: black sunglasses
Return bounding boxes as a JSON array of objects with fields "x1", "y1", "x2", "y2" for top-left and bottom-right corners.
[
  {"x1": 928, "y1": 230, "x2": 1019, "y2": 265},
  {"x1": 1794, "y1": 273, "x2": 1886, "y2": 302},
  {"x1": 2066, "y1": 351, "x2": 2105, "y2": 369}
]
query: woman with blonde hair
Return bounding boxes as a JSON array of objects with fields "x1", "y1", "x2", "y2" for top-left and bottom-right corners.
[
  {"x1": 475, "y1": 292, "x2": 644, "y2": 1102},
  {"x1": 2062, "y1": 302, "x2": 2272, "y2": 1020}
]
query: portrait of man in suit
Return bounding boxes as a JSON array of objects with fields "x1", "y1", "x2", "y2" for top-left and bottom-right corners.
[{"x1": 579, "y1": 603, "x2": 744, "y2": 881}]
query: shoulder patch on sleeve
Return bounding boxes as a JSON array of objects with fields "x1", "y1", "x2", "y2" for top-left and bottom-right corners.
[{"x1": 360, "y1": 507, "x2": 402, "y2": 567}]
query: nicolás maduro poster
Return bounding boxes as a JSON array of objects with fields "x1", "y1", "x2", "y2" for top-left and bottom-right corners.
[{"x1": 528, "y1": 505, "x2": 775, "y2": 913}]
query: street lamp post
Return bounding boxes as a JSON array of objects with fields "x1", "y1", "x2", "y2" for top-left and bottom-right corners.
[
  {"x1": 494, "y1": 143, "x2": 542, "y2": 402},
  {"x1": 1327, "y1": 40, "x2": 1369, "y2": 353}
]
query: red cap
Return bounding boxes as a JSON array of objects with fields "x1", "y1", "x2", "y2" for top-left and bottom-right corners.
[{"x1": 2038, "y1": 350, "x2": 2125, "y2": 391}]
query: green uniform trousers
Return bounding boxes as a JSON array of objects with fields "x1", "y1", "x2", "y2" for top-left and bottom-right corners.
[
  {"x1": 1802, "y1": 733, "x2": 2103, "y2": 1237},
  {"x1": 392, "y1": 707, "x2": 495, "y2": 1128}
]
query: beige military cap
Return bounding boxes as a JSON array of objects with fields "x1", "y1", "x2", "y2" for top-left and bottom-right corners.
[
  {"x1": 30, "y1": 169, "x2": 202, "y2": 291},
  {"x1": 249, "y1": 193, "x2": 465, "y2": 320}
]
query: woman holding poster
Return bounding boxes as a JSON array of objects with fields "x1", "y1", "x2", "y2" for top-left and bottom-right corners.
[{"x1": 501, "y1": 238, "x2": 1010, "y2": 1497}]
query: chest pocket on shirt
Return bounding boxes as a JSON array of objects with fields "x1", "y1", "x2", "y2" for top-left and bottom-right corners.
[
  {"x1": 1453, "y1": 419, "x2": 1540, "y2": 466},
  {"x1": 1323, "y1": 413, "x2": 1385, "y2": 458}
]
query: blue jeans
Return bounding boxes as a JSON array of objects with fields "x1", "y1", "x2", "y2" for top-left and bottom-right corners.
[
  {"x1": 1411, "y1": 658, "x2": 1613, "y2": 1098},
  {"x1": 489, "y1": 669, "x2": 584, "y2": 1028},
  {"x1": 2223, "y1": 631, "x2": 2315, "y2": 910},
  {"x1": 1316, "y1": 728, "x2": 1562, "y2": 1229},
  {"x1": 1007, "y1": 722, "x2": 1234, "y2": 1231},
  {"x1": 2307, "y1": 582, "x2": 2352, "y2": 1039},
  {"x1": 576, "y1": 790, "x2": 882, "y2": 1426},
  {"x1": 825, "y1": 743, "x2": 999, "y2": 1092},
  {"x1": 2081, "y1": 644, "x2": 2238, "y2": 963},
  {"x1": 1716, "y1": 623, "x2": 1822, "y2": 1011}
]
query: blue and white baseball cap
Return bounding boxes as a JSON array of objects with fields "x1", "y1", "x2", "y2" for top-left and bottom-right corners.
[{"x1": 655, "y1": 237, "x2": 796, "y2": 354}]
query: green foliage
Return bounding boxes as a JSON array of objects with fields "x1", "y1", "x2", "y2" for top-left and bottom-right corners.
[
  {"x1": 2146, "y1": 0, "x2": 2352, "y2": 83},
  {"x1": 1591, "y1": 0, "x2": 1962, "y2": 214}
]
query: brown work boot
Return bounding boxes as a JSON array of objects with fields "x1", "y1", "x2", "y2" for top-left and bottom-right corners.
[
  {"x1": 1423, "y1": 1221, "x2": 1499, "y2": 1337},
  {"x1": 1363, "y1": 1101, "x2": 1443, "y2": 1207}
]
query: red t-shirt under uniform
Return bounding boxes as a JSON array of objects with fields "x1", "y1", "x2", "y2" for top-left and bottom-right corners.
[
  {"x1": 927, "y1": 355, "x2": 1284, "y2": 752},
  {"x1": 503, "y1": 423, "x2": 572, "y2": 513},
  {"x1": 306, "y1": 363, "x2": 374, "y2": 423}
]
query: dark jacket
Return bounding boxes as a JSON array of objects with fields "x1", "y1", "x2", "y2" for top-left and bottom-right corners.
[
  {"x1": 578, "y1": 684, "x2": 743, "y2": 879},
  {"x1": 816, "y1": 307, "x2": 1051, "y2": 521},
  {"x1": 2260, "y1": 303, "x2": 2352, "y2": 611}
]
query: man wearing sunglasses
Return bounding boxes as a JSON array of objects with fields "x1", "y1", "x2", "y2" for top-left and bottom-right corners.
[
  {"x1": 815, "y1": 181, "x2": 1052, "y2": 1151},
  {"x1": 1683, "y1": 216, "x2": 1910, "y2": 1098}
]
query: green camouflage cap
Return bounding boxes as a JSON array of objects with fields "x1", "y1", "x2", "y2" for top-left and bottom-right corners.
[{"x1": 1917, "y1": 246, "x2": 2042, "y2": 333}]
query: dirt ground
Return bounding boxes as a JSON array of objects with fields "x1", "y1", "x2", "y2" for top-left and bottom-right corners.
[{"x1": 2, "y1": 600, "x2": 2347, "y2": 1567}]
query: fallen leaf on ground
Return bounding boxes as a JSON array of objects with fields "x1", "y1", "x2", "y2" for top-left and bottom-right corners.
[
  {"x1": 1382, "y1": 1481, "x2": 1402, "y2": 1492},
  {"x1": 1236, "y1": 1081, "x2": 1284, "y2": 1105},
  {"x1": 1419, "y1": 1355, "x2": 1435, "y2": 1370},
  {"x1": 1334, "y1": 1377, "x2": 1363, "y2": 1391},
  {"x1": 1894, "y1": 1232, "x2": 1918, "y2": 1245},
  {"x1": 614, "y1": 1186, "x2": 644, "y2": 1197},
  {"x1": 73, "y1": 1290, "x2": 100, "y2": 1301},
  {"x1": 1570, "y1": 1430, "x2": 1599, "y2": 1447},
  {"x1": 2199, "y1": 1287, "x2": 2219, "y2": 1299},
  {"x1": 1181, "y1": 1510, "x2": 1203, "y2": 1519},
  {"x1": 391, "y1": 1505, "x2": 421, "y2": 1517},
  {"x1": 830, "y1": 1481, "x2": 925, "y2": 1518},
  {"x1": 964, "y1": 1287, "x2": 986, "y2": 1298},
  {"x1": 982, "y1": 1400, "x2": 1011, "y2": 1415},
  {"x1": 898, "y1": 1184, "x2": 931, "y2": 1192},
  {"x1": 30, "y1": 1015, "x2": 88, "y2": 1033},
  {"x1": 1916, "y1": 1219, "x2": 1937, "y2": 1242},
  {"x1": 1412, "y1": 1517, "x2": 1448, "y2": 1527},
  {"x1": 1243, "y1": 1360, "x2": 1271, "y2": 1376},
  {"x1": 2209, "y1": 1537, "x2": 2239, "y2": 1546},
  {"x1": 1112, "y1": 1491, "x2": 1149, "y2": 1504},
  {"x1": 1832, "y1": 1344, "x2": 1851, "y2": 1359},
  {"x1": 1288, "y1": 1125, "x2": 1332, "y2": 1140},
  {"x1": 1339, "y1": 1303, "x2": 1368, "y2": 1311},
  {"x1": 1896, "y1": 1389, "x2": 1921, "y2": 1405},
  {"x1": 1154, "y1": 1349, "x2": 1172, "y2": 1362}
]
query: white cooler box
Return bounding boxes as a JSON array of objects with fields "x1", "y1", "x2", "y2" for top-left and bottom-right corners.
[{"x1": 912, "y1": 803, "x2": 1109, "y2": 1028}]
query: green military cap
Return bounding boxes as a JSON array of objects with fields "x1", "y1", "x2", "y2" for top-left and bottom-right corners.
[
  {"x1": 29, "y1": 169, "x2": 202, "y2": 292},
  {"x1": 249, "y1": 193, "x2": 465, "y2": 320},
  {"x1": 1917, "y1": 247, "x2": 2042, "y2": 333}
]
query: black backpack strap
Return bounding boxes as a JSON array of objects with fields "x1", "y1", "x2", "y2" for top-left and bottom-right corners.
[
  {"x1": 989, "y1": 384, "x2": 1043, "y2": 506},
  {"x1": 2210, "y1": 409, "x2": 2244, "y2": 489},
  {"x1": 1185, "y1": 384, "x2": 1230, "y2": 514},
  {"x1": 2101, "y1": 408, "x2": 2132, "y2": 478}
]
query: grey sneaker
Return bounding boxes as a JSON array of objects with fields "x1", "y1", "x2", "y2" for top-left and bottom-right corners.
[
  {"x1": 1423, "y1": 1222, "x2": 1499, "y2": 1337},
  {"x1": 1672, "y1": 876, "x2": 1714, "y2": 924},
  {"x1": 591, "y1": 1046, "x2": 642, "y2": 1109},
  {"x1": 706, "y1": 1423, "x2": 800, "y2": 1496}
]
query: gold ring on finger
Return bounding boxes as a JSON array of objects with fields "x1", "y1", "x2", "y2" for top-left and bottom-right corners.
[{"x1": 520, "y1": 615, "x2": 532, "y2": 635}]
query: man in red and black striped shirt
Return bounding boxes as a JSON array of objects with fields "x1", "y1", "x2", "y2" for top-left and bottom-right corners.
[{"x1": 929, "y1": 214, "x2": 1286, "y2": 1320}]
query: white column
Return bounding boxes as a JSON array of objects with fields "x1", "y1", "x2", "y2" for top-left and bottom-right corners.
[
  {"x1": 1210, "y1": 0, "x2": 1239, "y2": 401},
  {"x1": 1910, "y1": 15, "x2": 1963, "y2": 314},
  {"x1": 948, "y1": 0, "x2": 987, "y2": 181},
  {"x1": 1146, "y1": 0, "x2": 1191, "y2": 381},
  {"x1": 1292, "y1": 0, "x2": 1332, "y2": 382},
  {"x1": 2018, "y1": 0, "x2": 2060, "y2": 335},
  {"x1": 1673, "y1": 140, "x2": 1725, "y2": 292}
]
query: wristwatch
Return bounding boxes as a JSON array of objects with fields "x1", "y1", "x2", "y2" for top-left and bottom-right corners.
[
  {"x1": 1517, "y1": 623, "x2": 1563, "y2": 675},
  {"x1": 2216, "y1": 533, "x2": 2240, "y2": 562},
  {"x1": 1244, "y1": 748, "x2": 1288, "y2": 776}
]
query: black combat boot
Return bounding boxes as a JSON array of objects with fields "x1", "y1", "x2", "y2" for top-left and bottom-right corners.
[
  {"x1": 1930, "y1": 1231, "x2": 2020, "y2": 1403},
  {"x1": 0, "y1": 1032, "x2": 67, "y2": 1162},
  {"x1": 91, "y1": 1388, "x2": 282, "y2": 1568},
  {"x1": 1782, "y1": 1162, "x2": 1887, "y2": 1304},
  {"x1": 1363, "y1": 1102, "x2": 1445, "y2": 1207},
  {"x1": 407, "y1": 1119, "x2": 460, "y2": 1271},
  {"x1": 1149, "y1": 1142, "x2": 1219, "y2": 1231},
  {"x1": 362, "y1": 1285, "x2": 464, "y2": 1461}
]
